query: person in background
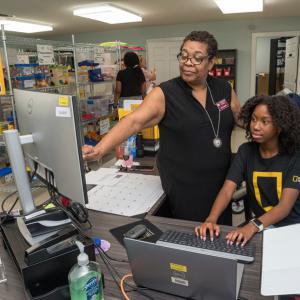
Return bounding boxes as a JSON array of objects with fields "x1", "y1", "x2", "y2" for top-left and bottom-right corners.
[
  {"x1": 114, "y1": 51, "x2": 146, "y2": 109},
  {"x1": 83, "y1": 31, "x2": 241, "y2": 223},
  {"x1": 196, "y1": 95, "x2": 300, "y2": 245},
  {"x1": 139, "y1": 55, "x2": 157, "y2": 94}
]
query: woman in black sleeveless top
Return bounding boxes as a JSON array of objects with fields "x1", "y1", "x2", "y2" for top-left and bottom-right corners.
[
  {"x1": 159, "y1": 75, "x2": 235, "y2": 223},
  {"x1": 83, "y1": 31, "x2": 241, "y2": 225}
]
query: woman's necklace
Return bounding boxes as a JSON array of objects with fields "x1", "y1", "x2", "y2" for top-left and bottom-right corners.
[{"x1": 203, "y1": 82, "x2": 222, "y2": 148}]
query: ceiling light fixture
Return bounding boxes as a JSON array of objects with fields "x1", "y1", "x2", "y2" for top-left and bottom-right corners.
[
  {"x1": 214, "y1": 0, "x2": 263, "y2": 14},
  {"x1": 73, "y1": 4, "x2": 142, "y2": 24},
  {"x1": 0, "y1": 17, "x2": 53, "y2": 33}
]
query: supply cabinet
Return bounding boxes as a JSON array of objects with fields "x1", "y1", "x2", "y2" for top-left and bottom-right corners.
[{"x1": 209, "y1": 49, "x2": 237, "y2": 90}]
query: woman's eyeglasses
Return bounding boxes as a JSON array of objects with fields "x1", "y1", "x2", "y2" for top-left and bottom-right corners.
[{"x1": 177, "y1": 52, "x2": 209, "y2": 65}]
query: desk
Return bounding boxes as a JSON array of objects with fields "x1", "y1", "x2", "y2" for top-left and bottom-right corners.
[{"x1": 0, "y1": 210, "x2": 271, "y2": 300}]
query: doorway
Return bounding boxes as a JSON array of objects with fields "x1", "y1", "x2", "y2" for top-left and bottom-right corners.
[
  {"x1": 146, "y1": 37, "x2": 183, "y2": 84},
  {"x1": 250, "y1": 30, "x2": 300, "y2": 97}
]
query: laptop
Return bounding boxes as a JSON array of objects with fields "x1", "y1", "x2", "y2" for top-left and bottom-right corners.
[{"x1": 124, "y1": 237, "x2": 244, "y2": 300}]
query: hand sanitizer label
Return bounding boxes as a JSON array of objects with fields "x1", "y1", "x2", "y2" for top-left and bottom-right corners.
[{"x1": 85, "y1": 276, "x2": 100, "y2": 300}]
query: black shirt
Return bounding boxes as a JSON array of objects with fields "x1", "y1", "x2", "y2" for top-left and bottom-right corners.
[
  {"x1": 116, "y1": 68, "x2": 145, "y2": 97},
  {"x1": 227, "y1": 142, "x2": 300, "y2": 226},
  {"x1": 158, "y1": 76, "x2": 234, "y2": 223}
]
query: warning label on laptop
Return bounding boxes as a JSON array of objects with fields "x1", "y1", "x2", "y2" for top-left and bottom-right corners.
[
  {"x1": 170, "y1": 263, "x2": 187, "y2": 272},
  {"x1": 171, "y1": 277, "x2": 189, "y2": 286},
  {"x1": 170, "y1": 263, "x2": 189, "y2": 286}
]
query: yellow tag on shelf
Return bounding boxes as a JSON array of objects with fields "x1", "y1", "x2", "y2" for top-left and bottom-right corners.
[
  {"x1": 0, "y1": 57, "x2": 6, "y2": 96},
  {"x1": 58, "y1": 96, "x2": 69, "y2": 107}
]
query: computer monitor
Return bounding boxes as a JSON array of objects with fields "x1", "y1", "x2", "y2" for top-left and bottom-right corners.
[{"x1": 13, "y1": 88, "x2": 88, "y2": 209}]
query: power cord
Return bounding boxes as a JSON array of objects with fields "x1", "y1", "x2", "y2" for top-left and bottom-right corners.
[
  {"x1": 0, "y1": 196, "x2": 19, "y2": 226},
  {"x1": 94, "y1": 244, "x2": 155, "y2": 300},
  {"x1": 1, "y1": 190, "x2": 17, "y2": 212}
]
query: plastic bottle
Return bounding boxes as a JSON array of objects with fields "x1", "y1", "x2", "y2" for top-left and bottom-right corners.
[
  {"x1": 68, "y1": 241, "x2": 104, "y2": 300},
  {"x1": 121, "y1": 141, "x2": 133, "y2": 169},
  {"x1": 128, "y1": 135, "x2": 137, "y2": 158}
]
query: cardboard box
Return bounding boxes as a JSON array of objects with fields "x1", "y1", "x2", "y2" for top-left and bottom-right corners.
[
  {"x1": 257, "y1": 73, "x2": 269, "y2": 95},
  {"x1": 118, "y1": 107, "x2": 159, "y2": 140}
]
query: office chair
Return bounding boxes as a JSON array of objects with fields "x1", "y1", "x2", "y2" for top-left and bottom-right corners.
[{"x1": 231, "y1": 185, "x2": 252, "y2": 227}]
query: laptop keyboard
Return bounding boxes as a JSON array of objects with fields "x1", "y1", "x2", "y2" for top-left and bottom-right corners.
[{"x1": 156, "y1": 230, "x2": 255, "y2": 263}]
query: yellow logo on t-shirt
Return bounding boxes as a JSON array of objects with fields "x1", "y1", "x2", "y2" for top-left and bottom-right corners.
[{"x1": 253, "y1": 172, "x2": 282, "y2": 212}]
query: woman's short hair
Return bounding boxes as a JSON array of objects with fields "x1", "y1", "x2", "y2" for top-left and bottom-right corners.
[{"x1": 181, "y1": 31, "x2": 218, "y2": 59}]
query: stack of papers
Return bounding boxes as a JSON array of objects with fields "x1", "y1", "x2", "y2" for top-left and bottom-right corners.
[{"x1": 85, "y1": 168, "x2": 164, "y2": 216}]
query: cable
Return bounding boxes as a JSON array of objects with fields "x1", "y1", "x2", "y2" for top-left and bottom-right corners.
[
  {"x1": 1, "y1": 183, "x2": 47, "y2": 214},
  {"x1": 121, "y1": 273, "x2": 133, "y2": 300},
  {"x1": 1, "y1": 190, "x2": 17, "y2": 212},
  {"x1": 95, "y1": 244, "x2": 154, "y2": 300},
  {"x1": 0, "y1": 196, "x2": 19, "y2": 226},
  {"x1": 99, "y1": 246, "x2": 128, "y2": 263}
]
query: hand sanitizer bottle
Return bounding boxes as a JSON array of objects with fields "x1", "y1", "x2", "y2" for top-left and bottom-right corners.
[{"x1": 68, "y1": 241, "x2": 104, "y2": 300}]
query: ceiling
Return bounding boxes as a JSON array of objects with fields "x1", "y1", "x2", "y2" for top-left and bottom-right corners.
[{"x1": 1, "y1": 0, "x2": 300, "y2": 37}]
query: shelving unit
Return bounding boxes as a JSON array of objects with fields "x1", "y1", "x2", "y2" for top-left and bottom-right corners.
[
  {"x1": 269, "y1": 38, "x2": 288, "y2": 95},
  {"x1": 0, "y1": 31, "x2": 120, "y2": 148},
  {"x1": 0, "y1": 30, "x2": 122, "y2": 165},
  {"x1": 209, "y1": 49, "x2": 237, "y2": 90}
]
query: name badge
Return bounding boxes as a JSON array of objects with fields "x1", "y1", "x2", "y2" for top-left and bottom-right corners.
[{"x1": 216, "y1": 99, "x2": 230, "y2": 111}]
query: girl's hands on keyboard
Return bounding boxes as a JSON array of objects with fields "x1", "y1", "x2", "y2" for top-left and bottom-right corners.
[
  {"x1": 195, "y1": 219, "x2": 220, "y2": 241},
  {"x1": 226, "y1": 223, "x2": 258, "y2": 246}
]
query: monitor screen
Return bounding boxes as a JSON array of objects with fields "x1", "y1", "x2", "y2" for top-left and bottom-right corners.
[{"x1": 13, "y1": 88, "x2": 88, "y2": 206}]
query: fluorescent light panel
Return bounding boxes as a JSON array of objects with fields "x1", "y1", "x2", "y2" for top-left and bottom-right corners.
[
  {"x1": 0, "y1": 17, "x2": 53, "y2": 33},
  {"x1": 73, "y1": 4, "x2": 142, "y2": 24},
  {"x1": 214, "y1": 0, "x2": 263, "y2": 14}
]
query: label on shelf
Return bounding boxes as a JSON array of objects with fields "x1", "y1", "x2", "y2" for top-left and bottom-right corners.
[
  {"x1": 99, "y1": 118, "x2": 110, "y2": 135},
  {"x1": 16, "y1": 53, "x2": 30, "y2": 64}
]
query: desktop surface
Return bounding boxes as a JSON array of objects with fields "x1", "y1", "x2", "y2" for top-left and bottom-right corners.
[{"x1": 0, "y1": 211, "x2": 272, "y2": 300}]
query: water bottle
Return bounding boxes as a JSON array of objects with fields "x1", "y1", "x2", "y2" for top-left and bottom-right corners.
[{"x1": 68, "y1": 241, "x2": 104, "y2": 300}]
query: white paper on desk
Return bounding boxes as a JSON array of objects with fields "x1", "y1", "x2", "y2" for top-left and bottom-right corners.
[
  {"x1": 261, "y1": 223, "x2": 300, "y2": 296},
  {"x1": 86, "y1": 172, "x2": 164, "y2": 216},
  {"x1": 85, "y1": 168, "x2": 124, "y2": 186}
]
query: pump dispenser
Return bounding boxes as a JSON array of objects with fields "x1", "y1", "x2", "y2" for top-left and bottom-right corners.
[
  {"x1": 68, "y1": 241, "x2": 104, "y2": 300},
  {"x1": 77, "y1": 241, "x2": 89, "y2": 266}
]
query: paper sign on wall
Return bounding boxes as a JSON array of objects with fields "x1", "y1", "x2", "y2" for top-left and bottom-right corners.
[
  {"x1": 0, "y1": 57, "x2": 6, "y2": 96},
  {"x1": 16, "y1": 53, "x2": 30, "y2": 64},
  {"x1": 37, "y1": 44, "x2": 55, "y2": 65},
  {"x1": 94, "y1": 47, "x2": 105, "y2": 64}
]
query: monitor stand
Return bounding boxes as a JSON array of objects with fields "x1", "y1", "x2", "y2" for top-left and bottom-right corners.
[{"x1": 3, "y1": 129, "x2": 72, "y2": 245}]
